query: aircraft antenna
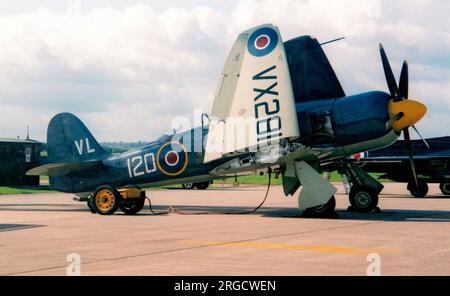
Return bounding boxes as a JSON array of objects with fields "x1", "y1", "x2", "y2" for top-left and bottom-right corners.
[{"x1": 320, "y1": 37, "x2": 345, "y2": 46}]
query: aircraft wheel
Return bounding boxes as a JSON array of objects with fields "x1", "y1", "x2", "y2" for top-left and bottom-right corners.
[
  {"x1": 195, "y1": 182, "x2": 210, "y2": 190},
  {"x1": 304, "y1": 196, "x2": 336, "y2": 218},
  {"x1": 439, "y1": 182, "x2": 450, "y2": 196},
  {"x1": 119, "y1": 198, "x2": 145, "y2": 215},
  {"x1": 182, "y1": 183, "x2": 195, "y2": 190},
  {"x1": 349, "y1": 186, "x2": 379, "y2": 212},
  {"x1": 87, "y1": 199, "x2": 97, "y2": 214},
  {"x1": 407, "y1": 181, "x2": 428, "y2": 198},
  {"x1": 92, "y1": 185, "x2": 120, "y2": 215}
]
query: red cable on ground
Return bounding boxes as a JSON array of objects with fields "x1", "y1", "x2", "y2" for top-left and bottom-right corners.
[
  {"x1": 145, "y1": 197, "x2": 172, "y2": 215},
  {"x1": 145, "y1": 169, "x2": 272, "y2": 216}
]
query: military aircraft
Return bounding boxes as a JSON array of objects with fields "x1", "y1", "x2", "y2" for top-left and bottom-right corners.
[
  {"x1": 338, "y1": 137, "x2": 450, "y2": 198},
  {"x1": 27, "y1": 24, "x2": 427, "y2": 216}
]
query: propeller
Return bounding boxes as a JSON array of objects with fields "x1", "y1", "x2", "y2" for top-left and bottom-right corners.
[{"x1": 379, "y1": 44, "x2": 427, "y2": 189}]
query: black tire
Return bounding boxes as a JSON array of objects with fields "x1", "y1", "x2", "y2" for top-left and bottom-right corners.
[
  {"x1": 182, "y1": 183, "x2": 195, "y2": 190},
  {"x1": 407, "y1": 181, "x2": 428, "y2": 198},
  {"x1": 439, "y1": 182, "x2": 450, "y2": 196},
  {"x1": 92, "y1": 185, "x2": 120, "y2": 215},
  {"x1": 87, "y1": 199, "x2": 97, "y2": 214},
  {"x1": 195, "y1": 182, "x2": 209, "y2": 190},
  {"x1": 305, "y1": 196, "x2": 336, "y2": 218},
  {"x1": 349, "y1": 186, "x2": 379, "y2": 212},
  {"x1": 119, "y1": 198, "x2": 145, "y2": 215}
]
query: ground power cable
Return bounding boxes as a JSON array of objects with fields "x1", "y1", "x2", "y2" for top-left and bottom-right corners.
[{"x1": 144, "y1": 168, "x2": 272, "y2": 216}]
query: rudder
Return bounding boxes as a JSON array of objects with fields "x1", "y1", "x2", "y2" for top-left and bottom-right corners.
[{"x1": 47, "y1": 112, "x2": 108, "y2": 163}]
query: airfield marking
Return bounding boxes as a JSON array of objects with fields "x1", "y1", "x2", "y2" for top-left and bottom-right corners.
[{"x1": 179, "y1": 240, "x2": 400, "y2": 255}]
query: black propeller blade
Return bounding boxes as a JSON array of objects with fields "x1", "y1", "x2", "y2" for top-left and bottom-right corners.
[
  {"x1": 412, "y1": 125, "x2": 430, "y2": 149},
  {"x1": 404, "y1": 128, "x2": 419, "y2": 189},
  {"x1": 379, "y1": 44, "x2": 401, "y2": 100},
  {"x1": 380, "y1": 43, "x2": 421, "y2": 188},
  {"x1": 399, "y1": 61, "x2": 409, "y2": 99}
]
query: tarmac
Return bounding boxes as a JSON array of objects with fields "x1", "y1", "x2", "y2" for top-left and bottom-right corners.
[{"x1": 1, "y1": 182, "x2": 450, "y2": 276}]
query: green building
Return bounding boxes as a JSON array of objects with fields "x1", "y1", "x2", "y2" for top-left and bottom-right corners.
[{"x1": 0, "y1": 138, "x2": 42, "y2": 186}]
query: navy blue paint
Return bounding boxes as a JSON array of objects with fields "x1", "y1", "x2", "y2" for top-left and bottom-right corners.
[
  {"x1": 48, "y1": 114, "x2": 232, "y2": 193},
  {"x1": 295, "y1": 91, "x2": 391, "y2": 147},
  {"x1": 351, "y1": 137, "x2": 450, "y2": 183},
  {"x1": 49, "y1": 90, "x2": 392, "y2": 193}
]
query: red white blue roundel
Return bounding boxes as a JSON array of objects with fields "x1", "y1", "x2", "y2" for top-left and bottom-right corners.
[
  {"x1": 156, "y1": 142, "x2": 188, "y2": 176},
  {"x1": 247, "y1": 27, "x2": 278, "y2": 57}
]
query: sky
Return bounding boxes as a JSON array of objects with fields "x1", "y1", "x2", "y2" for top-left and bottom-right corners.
[{"x1": 0, "y1": 0, "x2": 449, "y2": 142}]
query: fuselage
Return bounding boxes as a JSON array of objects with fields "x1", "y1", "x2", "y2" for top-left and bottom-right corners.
[{"x1": 51, "y1": 91, "x2": 400, "y2": 193}]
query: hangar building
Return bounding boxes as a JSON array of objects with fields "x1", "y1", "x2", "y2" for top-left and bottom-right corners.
[{"x1": 0, "y1": 138, "x2": 42, "y2": 186}]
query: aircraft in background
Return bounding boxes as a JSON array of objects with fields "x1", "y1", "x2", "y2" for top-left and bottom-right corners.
[
  {"x1": 28, "y1": 24, "x2": 427, "y2": 216},
  {"x1": 338, "y1": 137, "x2": 450, "y2": 198}
]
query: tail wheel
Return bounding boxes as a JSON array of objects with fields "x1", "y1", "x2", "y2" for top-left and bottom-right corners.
[
  {"x1": 407, "y1": 181, "x2": 428, "y2": 198},
  {"x1": 439, "y1": 182, "x2": 450, "y2": 196},
  {"x1": 92, "y1": 185, "x2": 120, "y2": 215},
  {"x1": 195, "y1": 182, "x2": 210, "y2": 190},
  {"x1": 182, "y1": 183, "x2": 195, "y2": 190},
  {"x1": 349, "y1": 186, "x2": 379, "y2": 212},
  {"x1": 119, "y1": 198, "x2": 145, "y2": 215}
]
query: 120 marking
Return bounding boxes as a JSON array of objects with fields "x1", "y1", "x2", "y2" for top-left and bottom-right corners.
[{"x1": 127, "y1": 153, "x2": 157, "y2": 178}]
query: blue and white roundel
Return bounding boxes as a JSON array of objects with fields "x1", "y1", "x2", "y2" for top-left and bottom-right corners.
[{"x1": 247, "y1": 27, "x2": 279, "y2": 57}]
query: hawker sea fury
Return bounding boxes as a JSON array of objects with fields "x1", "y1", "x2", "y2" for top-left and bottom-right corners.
[{"x1": 28, "y1": 24, "x2": 427, "y2": 216}]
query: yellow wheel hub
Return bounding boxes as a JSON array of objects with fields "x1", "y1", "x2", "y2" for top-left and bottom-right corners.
[{"x1": 95, "y1": 189, "x2": 116, "y2": 211}]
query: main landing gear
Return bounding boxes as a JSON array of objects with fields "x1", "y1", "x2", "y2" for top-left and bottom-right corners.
[
  {"x1": 181, "y1": 181, "x2": 211, "y2": 190},
  {"x1": 338, "y1": 160, "x2": 383, "y2": 213},
  {"x1": 440, "y1": 182, "x2": 450, "y2": 196},
  {"x1": 349, "y1": 186, "x2": 379, "y2": 213},
  {"x1": 302, "y1": 196, "x2": 337, "y2": 218},
  {"x1": 407, "y1": 180, "x2": 429, "y2": 198},
  {"x1": 88, "y1": 185, "x2": 146, "y2": 215},
  {"x1": 406, "y1": 181, "x2": 450, "y2": 197}
]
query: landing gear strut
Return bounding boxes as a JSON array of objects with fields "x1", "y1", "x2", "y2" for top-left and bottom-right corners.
[{"x1": 337, "y1": 160, "x2": 383, "y2": 213}]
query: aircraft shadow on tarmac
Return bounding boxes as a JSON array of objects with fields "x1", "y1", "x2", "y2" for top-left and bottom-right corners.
[
  {"x1": 381, "y1": 194, "x2": 450, "y2": 200},
  {"x1": 136, "y1": 205, "x2": 450, "y2": 223},
  {"x1": 0, "y1": 203, "x2": 89, "y2": 213},
  {"x1": 0, "y1": 224, "x2": 45, "y2": 232},
  {"x1": 2, "y1": 203, "x2": 450, "y2": 223},
  {"x1": 165, "y1": 187, "x2": 269, "y2": 192}
]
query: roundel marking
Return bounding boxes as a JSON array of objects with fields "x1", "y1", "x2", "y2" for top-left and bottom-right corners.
[
  {"x1": 156, "y1": 142, "x2": 188, "y2": 177},
  {"x1": 255, "y1": 34, "x2": 270, "y2": 50},
  {"x1": 247, "y1": 27, "x2": 278, "y2": 57},
  {"x1": 165, "y1": 150, "x2": 179, "y2": 167}
]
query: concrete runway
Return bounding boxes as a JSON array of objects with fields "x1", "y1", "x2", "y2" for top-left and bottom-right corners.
[{"x1": 1, "y1": 183, "x2": 450, "y2": 276}]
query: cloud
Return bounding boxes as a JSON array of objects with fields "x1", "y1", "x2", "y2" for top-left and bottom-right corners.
[{"x1": 0, "y1": 0, "x2": 448, "y2": 141}]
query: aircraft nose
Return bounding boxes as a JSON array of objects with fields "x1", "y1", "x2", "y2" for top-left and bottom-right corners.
[{"x1": 389, "y1": 99, "x2": 427, "y2": 132}]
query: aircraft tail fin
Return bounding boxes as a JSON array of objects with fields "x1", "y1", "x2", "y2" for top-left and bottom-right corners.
[
  {"x1": 46, "y1": 112, "x2": 108, "y2": 163},
  {"x1": 204, "y1": 24, "x2": 300, "y2": 163},
  {"x1": 26, "y1": 113, "x2": 107, "y2": 192}
]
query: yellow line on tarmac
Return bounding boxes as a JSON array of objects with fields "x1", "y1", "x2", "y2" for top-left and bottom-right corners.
[{"x1": 180, "y1": 240, "x2": 400, "y2": 255}]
